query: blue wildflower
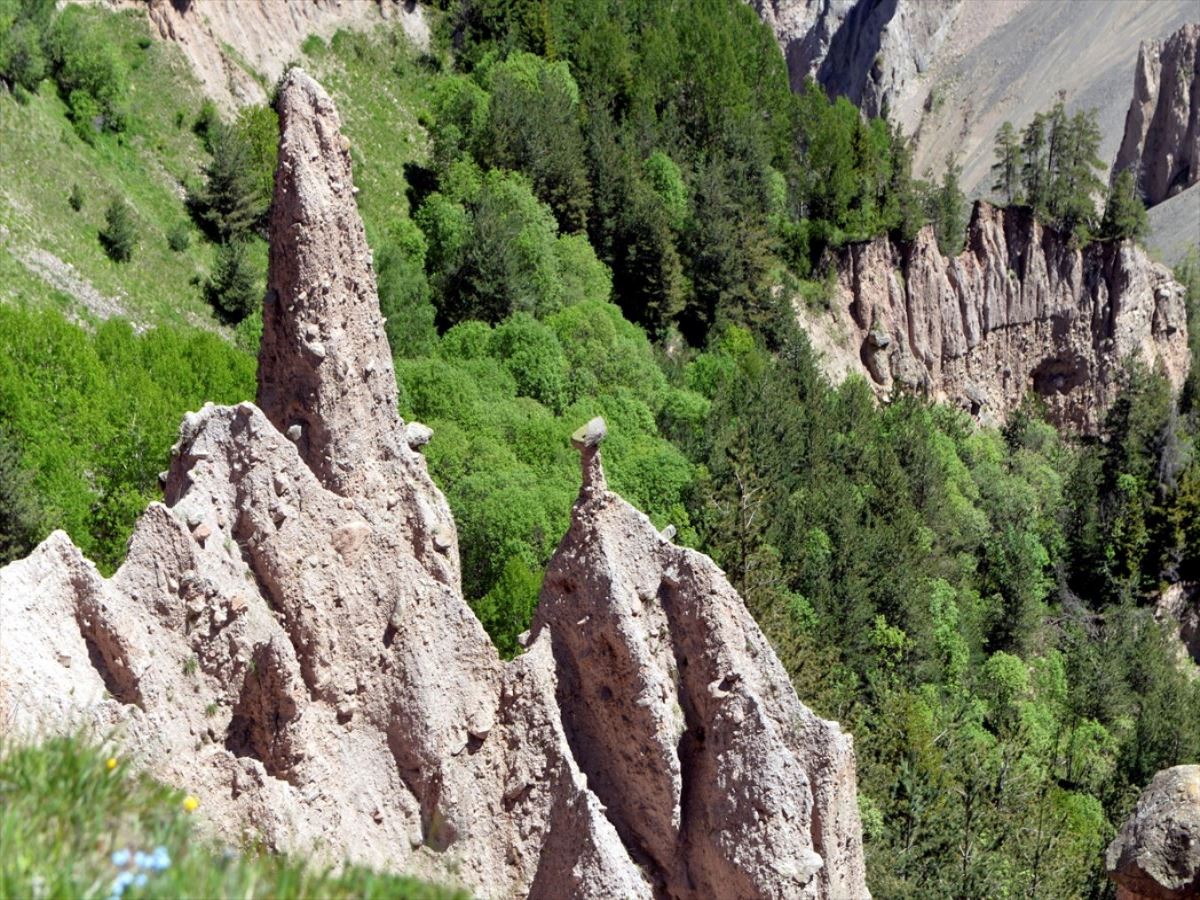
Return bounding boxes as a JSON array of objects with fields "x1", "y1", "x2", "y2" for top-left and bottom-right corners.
[
  {"x1": 133, "y1": 850, "x2": 150, "y2": 869},
  {"x1": 133, "y1": 874, "x2": 148, "y2": 888},
  {"x1": 110, "y1": 848, "x2": 131, "y2": 868},
  {"x1": 107, "y1": 869, "x2": 135, "y2": 900},
  {"x1": 149, "y1": 845, "x2": 171, "y2": 871}
]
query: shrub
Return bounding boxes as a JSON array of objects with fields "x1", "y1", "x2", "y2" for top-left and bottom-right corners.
[
  {"x1": 489, "y1": 313, "x2": 568, "y2": 412},
  {"x1": 99, "y1": 198, "x2": 136, "y2": 262},
  {"x1": 0, "y1": 426, "x2": 40, "y2": 565},
  {"x1": 68, "y1": 183, "x2": 84, "y2": 212},
  {"x1": 166, "y1": 221, "x2": 191, "y2": 252},
  {"x1": 192, "y1": 98, "x2": 220, "y2": 150},
  {"x1": 0, "y1": 16, "x2": 48, "y2": 93},
  {"x1": 47, "y1": 7, "x2": 127, "y2": 133},
  {"x1": 301, "y1": 34, "x2": 327, "y2": 57}
]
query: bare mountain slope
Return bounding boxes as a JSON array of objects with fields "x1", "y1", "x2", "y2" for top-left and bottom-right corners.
[{"x1": 902, "y1": 1, "x2": 1196, "y2": 199}]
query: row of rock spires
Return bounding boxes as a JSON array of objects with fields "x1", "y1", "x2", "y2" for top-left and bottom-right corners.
[
  {"x1": 800, "y1": 201, "x2": 1190, "y2": 432},
  {"x1": 0, "y1": 70, "x2": 868, "y2": 898},
  {"x1": 1116, "y1": 22, "x2": 1200, "y2": 208}
]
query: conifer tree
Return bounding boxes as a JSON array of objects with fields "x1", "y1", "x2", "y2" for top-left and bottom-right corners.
[
  {"x1": 1021, "y1": 112, "x2": 1048, "y2": 213},
  {"x1": 192, "y1": 123, "x2": 266, "y2": 241},
  {"x1": 206, "y1": 240, "x2": 259, "y2": 323},
  {"x1": 99, "y1": 198, "x2": 136, "y2": 262},
  {"x1": 991, "y1": 121, "x2": 1021, "y2": 204},
  {"x1": 1100, "y1": 169, "x2": 1149, "y2": 242}
]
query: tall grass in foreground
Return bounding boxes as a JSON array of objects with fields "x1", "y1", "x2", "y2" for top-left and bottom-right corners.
[{"x1": 0, "y1": 735, "x2": 467, "y2": 899}]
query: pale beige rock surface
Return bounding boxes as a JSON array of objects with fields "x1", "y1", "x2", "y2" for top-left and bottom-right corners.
[
  {"x1": 0, "y1": 69, "x2": 868, "y2": 899},
  {"x1": 798, "y1": 201, "x2": 1190, "y2": 432},
  {"x1": 1106, "y1": 765, "x2": 1200, "y2": 900}
]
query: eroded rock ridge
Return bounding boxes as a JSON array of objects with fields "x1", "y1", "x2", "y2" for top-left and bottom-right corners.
[
  {"x1": 798, "y1": 201, "x2": 1190, "y2": 432},
  {"x1": 0, "y1": 70, "x2": 867, "y2": 899},
  {"x1": 1115, "y1": 23, "x2": 1200, "y2": 208}
]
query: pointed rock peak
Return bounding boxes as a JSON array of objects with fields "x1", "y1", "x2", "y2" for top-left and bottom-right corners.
[
  {"x1": 570, "y1": 416, "x2": 607, "y2": 494},
  {"x1": 257, "y1": 68, "x2": 405, "y2": 496}
]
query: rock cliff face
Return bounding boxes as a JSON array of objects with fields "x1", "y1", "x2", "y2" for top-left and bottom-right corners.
[
  {"x1": 798, "y1": 202, "x2": 1190, "y2": 432},
  {"x1": 1115, "y1": 23, "x2": 1200, "y2": 208},
  {"x1": 748, "y1": 0, "x2": 960, "y2": 117},
  {"x1": 1106, "y1": 765, "x2": 1200, "y2": 900},
  {"x1": 0, "y1": 70, "x2": 868, "y2": 899}
]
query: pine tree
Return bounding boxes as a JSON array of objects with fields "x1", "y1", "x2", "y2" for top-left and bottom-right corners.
[
  {"x1": 205, "y1": 240, "x2": 260, "y2": 323},
  {"x1": 192, "y1": 123, "x2": 266, "y2": 241},
  {"x1": 1043, "y1": 102, "x2": 1070, "y2": 219},
  {"x1": 991, "y1": 121, "x2": 1021, "y2": 205},
  {"x1": 927, "y1": 153, "x2": 966, "y2": 256},
  {"x1": 1020, "y1": 113, "x2": 1047, "y2": 213},
  {"x1": 1100, "y1": 170, "x2": 1149, "y2": 242},
  {"x1": 98, "y1": 198, "x2": 136, "y2": 262},
  {"x1": 1058, "y1": 109, "x2": 1105, "y2": 237}
]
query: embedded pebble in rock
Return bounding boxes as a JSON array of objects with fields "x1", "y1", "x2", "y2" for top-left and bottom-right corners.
[{"x1": 0, "y1": 69, "x2": 868, "y2": 898}]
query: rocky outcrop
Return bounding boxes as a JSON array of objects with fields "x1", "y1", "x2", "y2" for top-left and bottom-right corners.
[
  {"x1": 0, "y1": 70, "x2": 868, "y2": 898},
  {"x1": 134, "y1": 0, "x2": 428, "y2": 108},
  {"x1": 1106, "y1": 765, "x2": 1200, "y2": 900},
  {"x1": 799, "y1": 201, "x2": 1190, "y2": 432},
  {"x1": 1115, "y1": 23, "x2": 1200, "y2": 207},
  {"x1": 1156, "y1": 582, "x2": 1200, "y2": 668},
  {"x1": 749, "y1": 0, "x2": 960, "y2": 117}
]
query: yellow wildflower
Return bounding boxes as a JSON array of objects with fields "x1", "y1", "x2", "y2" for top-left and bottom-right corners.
[
  {"x1": 105, "y1": 757, "x2": 118, "y2": 771},
  {"x1": 182, "y1": 795, "x2": 200, "y2": 813}
]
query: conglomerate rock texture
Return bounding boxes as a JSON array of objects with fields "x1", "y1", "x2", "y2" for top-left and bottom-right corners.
[
  {"x1": 0, "y1": 69, "x2": 868, "y2": 899},
  {"x1": 797, "y1": 201, "x2": 1190, "y2": 433},
  {"x1": 1115, "y1": 23, "x2": 1200, "y2": 208},
  {"x1": 1106, "y1": 765, "x2": 1200, "y2": 900}
]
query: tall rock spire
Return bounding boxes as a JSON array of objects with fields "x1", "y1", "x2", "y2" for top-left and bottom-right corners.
[{"x1": 258, "y1": 68, "x2": 405, "y2": 497}]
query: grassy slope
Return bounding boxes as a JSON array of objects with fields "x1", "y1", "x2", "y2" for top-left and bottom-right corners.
[
  {"x1": 0, "y1": 735, "x2": 465, "y2": 900},
  {"x1": 0, "y1": 7, "x2": 218, "y2": 331},
  {"x1": 0, "y1": 11, "x2": 437, "y2": 333},
  {"x1": 301, "y1": 28, "x2": 438, "y2": 234}
]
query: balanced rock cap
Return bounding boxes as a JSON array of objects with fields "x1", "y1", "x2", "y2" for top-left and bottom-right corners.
[{"x1": 570, "y1": 417, "x2": 607, "y2": 451}]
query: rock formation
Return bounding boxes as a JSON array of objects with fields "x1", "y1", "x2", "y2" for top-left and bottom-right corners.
[
  {"x1": 797, "y1": 201, "x2": 1190, "y2": 432},
  {"x1": 1115, "y1": 23, "x2": 1200, "y2": 208},
  {"x1": 0, "y1": 69, "x2": 868, "y2": 898},
  {"x1": 1156, "y1": 582, "x2": 1200, "y2": 669},
  {"x1": 748, "y1": 0, "x2": 960, "y2": 117},
  {"x1": 1106, "y1": 765, "x2": 1200, "y2": 900}
]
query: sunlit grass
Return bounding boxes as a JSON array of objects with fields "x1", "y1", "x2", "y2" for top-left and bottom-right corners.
[{"x1": 0, "y1": 735, "x2": 468, "y2": 900}]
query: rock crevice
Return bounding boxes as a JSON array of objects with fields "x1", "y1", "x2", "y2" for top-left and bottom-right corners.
[{"x1": 0, "y1": 70, "x2": 868, "y2": 898}]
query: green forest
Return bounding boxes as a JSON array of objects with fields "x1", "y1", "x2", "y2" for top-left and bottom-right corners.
[{"x1": 1, "y1": 0, "x2": 1197, "y2": 896}]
